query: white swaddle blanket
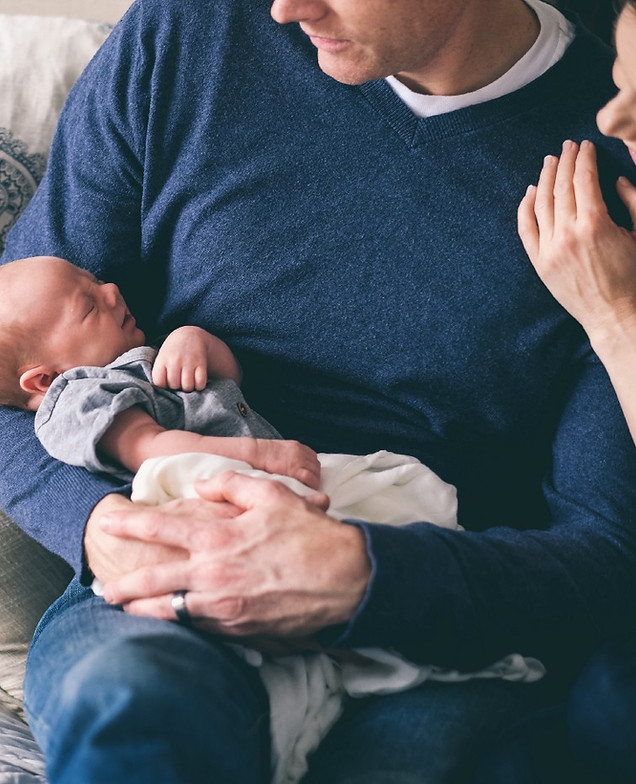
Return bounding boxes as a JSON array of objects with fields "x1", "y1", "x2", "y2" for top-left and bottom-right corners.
[{"x1": 130, "y1": 450, "x2": 545, "y2": 784}]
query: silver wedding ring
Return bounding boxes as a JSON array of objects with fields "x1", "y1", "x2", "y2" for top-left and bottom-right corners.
[{"x1": 171, "y1": 590, "x2": 191, "y2": 625}]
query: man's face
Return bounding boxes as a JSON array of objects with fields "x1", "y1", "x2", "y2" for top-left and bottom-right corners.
[{"x1": 270, "y1": 0, "x2": 470, "y2": 90}]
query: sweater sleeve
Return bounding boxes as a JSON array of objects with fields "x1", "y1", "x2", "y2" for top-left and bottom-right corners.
[
  {"x1": 335, "y1": 347, "x2": 636, "y2": 674},
  {"x1": 0, "y1": 4, "x2": 151, "y2": 572}
]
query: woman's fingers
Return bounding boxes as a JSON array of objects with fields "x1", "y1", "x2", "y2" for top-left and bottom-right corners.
[
  {"x1": 552, "y1": 140, "x2": 579, "y2": 226},
  {"x1": 572, "y1": 141, "x2": 607, "y2": 218},
  {"x1": 533, "y1": 152, "x2": 559, "y2": 237},
  {"x1": 517, "y1": 184, "x2": 540, "y2": 260}
]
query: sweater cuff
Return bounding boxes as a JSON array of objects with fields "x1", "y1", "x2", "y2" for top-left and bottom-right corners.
[{"x1": 317, "y1": 520, "x2": 437, "y2": 655}]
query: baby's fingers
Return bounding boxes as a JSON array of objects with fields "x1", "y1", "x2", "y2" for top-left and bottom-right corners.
[{"x1": 151, "y1": 362, "x2": 169, "y2": 388}]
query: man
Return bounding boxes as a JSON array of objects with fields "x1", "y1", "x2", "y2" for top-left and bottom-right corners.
[{"x1": 1, "y1": 0, "x2": 635, "y2": 781}]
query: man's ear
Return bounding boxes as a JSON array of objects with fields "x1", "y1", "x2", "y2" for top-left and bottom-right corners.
[{"x1": 19, "y1": 366, "x2": 59, "y2": 409}]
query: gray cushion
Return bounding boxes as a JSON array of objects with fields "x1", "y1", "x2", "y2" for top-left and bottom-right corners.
[{"x1": 0, "y1": 511, "x2": 71, "y2": 721}]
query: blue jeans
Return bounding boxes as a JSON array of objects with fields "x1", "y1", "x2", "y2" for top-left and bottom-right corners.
[
  {"x1": 470, "y1": 636, "x2": 636, "y2": 784},
  {"x1": 26, "y1": 578, "x2": 562, "y2": 784},
  {"x1": 566, "y1": 635, "x2": 636, "y2": 784}
]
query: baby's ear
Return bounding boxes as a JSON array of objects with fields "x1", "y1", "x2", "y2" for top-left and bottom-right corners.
[{"x1": 19, "y1": 366, "x2": 59, "y2": 410}]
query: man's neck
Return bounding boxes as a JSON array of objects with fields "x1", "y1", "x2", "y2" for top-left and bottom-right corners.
[{"x1": 395, "y1": 0, "x2": 541, "y2": 96}]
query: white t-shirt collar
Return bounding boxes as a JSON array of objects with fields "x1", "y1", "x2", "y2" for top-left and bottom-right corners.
[{"x1": 385, "y1": 0, "x2": 576, "y2": 118}]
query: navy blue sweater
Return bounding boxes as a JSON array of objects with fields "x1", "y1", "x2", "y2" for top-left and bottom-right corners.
[{"x1": 3, "y1": 0, "x2": 636, "y2": 675}]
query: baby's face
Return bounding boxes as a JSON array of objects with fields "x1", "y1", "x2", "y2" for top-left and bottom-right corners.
[{"x1": 10, "y1": 257, "x2": 145, "y2": 372}]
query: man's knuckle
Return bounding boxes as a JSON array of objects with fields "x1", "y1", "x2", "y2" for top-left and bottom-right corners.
[
  {"x1": 139, "y1": 513, "x2": 163, "y2": 539},
  {"x1": 212, "y1": 596, "x2": 244, "y2": 622},
  {"x1": 138, "y1": 571, "x2": 158, "y2": 595},
  {"x1": 195, "y1": 562, "x2": 227, "y2": 587}
]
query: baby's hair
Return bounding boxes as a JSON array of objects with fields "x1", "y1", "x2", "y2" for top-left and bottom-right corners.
[{"x1": 0, "y1": 262, "x2": 40, "y2": 410}]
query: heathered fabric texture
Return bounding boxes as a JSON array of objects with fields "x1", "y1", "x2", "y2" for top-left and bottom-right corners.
[{"x1": 2, "y1": 0, "x2": 636, "y2": 673}]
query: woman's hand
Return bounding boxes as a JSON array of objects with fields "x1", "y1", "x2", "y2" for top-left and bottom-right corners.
[
  {"x1": 518, "y1": 140, "x2": 636, "y2": 344},
  {"x1": 98, "y1": 472, "x2": 371, "y2": 638}
]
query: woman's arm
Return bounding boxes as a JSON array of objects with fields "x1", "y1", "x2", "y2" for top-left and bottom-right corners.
[{"x1": 518, "y1": 139, "x2": 636, "y2": 442}]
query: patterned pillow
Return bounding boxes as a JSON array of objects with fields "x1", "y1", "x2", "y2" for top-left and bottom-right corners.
[{"x1": 0, "y1": 15, "x2": 112, "y2": 252}]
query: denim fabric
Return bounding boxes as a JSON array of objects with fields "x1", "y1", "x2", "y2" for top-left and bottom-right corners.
[
  {"x1": 25, "y1": 580, "x2": 563, "y2": 784},
  {"x1": 470, "y1": 704, "x2": 600, "y2": 784},
  {"x1": 25, "y1": 580, "x2": 271, "y2": 784},
  {"x1": 302, "y1": 675, "x2": 557, "y2": 784},
  {"x1": 566, "y1": 636, "x2": 636, "y2": 784}
]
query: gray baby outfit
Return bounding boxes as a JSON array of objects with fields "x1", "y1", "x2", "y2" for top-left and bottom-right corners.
[{"x1": 35, "y1": 346, "x2": 281, "y2": 481}]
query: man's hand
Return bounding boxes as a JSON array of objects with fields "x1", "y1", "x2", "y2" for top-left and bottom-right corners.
[
  {"x1": 98, "y1": 472, "x2": 372, "y2": 638},
  {"x1": 85, "y1": 491, "x2": 241, "y2": 583}
]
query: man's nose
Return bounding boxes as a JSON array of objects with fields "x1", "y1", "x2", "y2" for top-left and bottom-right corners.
[{"x1": 271, "y1": 0, "x2": 325, "y2": 24}]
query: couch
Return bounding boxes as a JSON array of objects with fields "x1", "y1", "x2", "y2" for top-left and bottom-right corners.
[
  {"x1": 0, "y1": 0, "x2": 620, "y2": 780},
  {"x1": 0, "y1": 3, "x2": 132, "y2": 779}
]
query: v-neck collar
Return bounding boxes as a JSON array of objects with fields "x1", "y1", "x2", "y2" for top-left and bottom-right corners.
[{"x1": 356, "y1": 19, "x2": 592, "y2": 150}]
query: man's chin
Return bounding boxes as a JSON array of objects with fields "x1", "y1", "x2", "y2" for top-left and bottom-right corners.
[{"x1": 316, "y1": 52, "x2": 382, "y2": 86}]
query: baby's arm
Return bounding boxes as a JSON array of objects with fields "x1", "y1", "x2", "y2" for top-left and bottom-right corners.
[
  {"x1": 98, "y1": 407, "x2": 321, "y2": 489},
  {"x1": 152, "y1": 326, "x2": 241, "y2": 391}
]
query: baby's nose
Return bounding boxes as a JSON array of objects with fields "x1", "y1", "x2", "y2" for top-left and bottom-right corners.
[{"x1": 100, "y1": 282, "x2": 120, "y2": 307}]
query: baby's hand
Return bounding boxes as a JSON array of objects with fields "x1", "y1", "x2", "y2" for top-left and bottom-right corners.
[
  {"x1": 152, "y1": 327, "x2": 210, "y2": 392},
  {"x1": 253, "y1": 439, "x2": 321, "y2": 490}
]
